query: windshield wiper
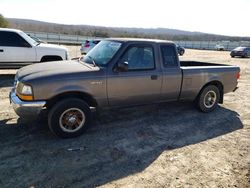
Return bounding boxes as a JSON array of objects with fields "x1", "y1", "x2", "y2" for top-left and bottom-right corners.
[
  {"x1": 87, "y1": 55, "x2": 96, "y2": 67},
  {"x1": 78, "y1": 56, "x2": 97, "y2": 67}
]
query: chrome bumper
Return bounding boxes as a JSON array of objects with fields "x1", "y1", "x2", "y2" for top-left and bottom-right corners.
[{"x1": 10, "y1": 89, "x2": 46, "y2": 118}]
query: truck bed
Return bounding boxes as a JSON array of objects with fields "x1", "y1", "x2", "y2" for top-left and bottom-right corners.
[
  {"x1": 178, "y1": 61, "x2": 239, "y2": 101},
  {"x1": 180, "y1": 61, "x2": 230, "y2": 67}
]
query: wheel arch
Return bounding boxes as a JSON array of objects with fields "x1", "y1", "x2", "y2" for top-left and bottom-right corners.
[
  {"x1": 41, "y1": 55, "x2": 63, "y2": 62},
  {"x1": 46, "y1": 91, "x2": 98, "y2": 109},
  {"x1": 196, "y1": 80, "x2": 224, "y2": 104}
]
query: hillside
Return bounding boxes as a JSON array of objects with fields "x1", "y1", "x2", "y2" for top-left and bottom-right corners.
[{"x1": 7, "y1": 18, "x2": 250, "y2": 41}]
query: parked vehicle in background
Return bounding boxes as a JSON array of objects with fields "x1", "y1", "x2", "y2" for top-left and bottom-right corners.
[
  {"x1": 0, "y1": 28, "x2": 69, "y2": 68},
  {"x1": 176, "y1": 45, "x2": 185, "y2": 55},
  {"x1": 230, "y1": 47, "x2": 250, "y2": 58},
  {"x1": 215, "y1": 44, "x2": 225, "y2": 51},
  {"x1": 10, "y1": 38, "x2": 240, "y2": 138},
  {"x1": 80, "y1": 39, "x2": 101, "y2": 55}
]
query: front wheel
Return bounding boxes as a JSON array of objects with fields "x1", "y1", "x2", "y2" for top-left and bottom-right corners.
[
  {"x1": 48, "y1": 98, "x2": 91, "y2": 138},
  {"x1": 179, "y1": 50, "x2": 185, "y2": 56},
  {"x1": 196, "y1": 85, "x2": 220, "y2": 113}
]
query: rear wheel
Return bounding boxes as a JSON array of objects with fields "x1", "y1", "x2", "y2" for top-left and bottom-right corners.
[
  {"x1": 196, "y1": 85, "x2": 220, "y2": 113},
  {"x1": 48, "y1": 98, "x2": 91, "y2": 138}
]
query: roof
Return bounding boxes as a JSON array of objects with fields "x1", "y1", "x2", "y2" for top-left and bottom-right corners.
[
  {"x1": 0, "y1": 28, "x2": 22, "y2": 33},
  {"x1": 106, "y1": 37, "x2": 174, "y2": 44}
]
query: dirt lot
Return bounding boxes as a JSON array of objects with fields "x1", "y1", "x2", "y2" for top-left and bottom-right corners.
[
  {"x1": 67, "y1": 45, "x2": 82, "y2": 58},
  {"x1": 0, "y1": 49, "x2": 249, "y2": 188}
]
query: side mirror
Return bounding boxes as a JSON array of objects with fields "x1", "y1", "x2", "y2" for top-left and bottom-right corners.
[{"x1": 115, "y1": 61, "x2": 128, "y2": 72}]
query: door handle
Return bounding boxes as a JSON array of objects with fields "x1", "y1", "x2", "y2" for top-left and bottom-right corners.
[
  {"x1": 0, "y1": 49, "x2": 3, "y2": 52},
  {"x1": 151, "y1": 75, "x2": 158, "y2": 80}
]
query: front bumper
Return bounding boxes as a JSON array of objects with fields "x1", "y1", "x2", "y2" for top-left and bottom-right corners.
[{"x1": 10, "y1": 89, "x2": 46, "y2": 118}]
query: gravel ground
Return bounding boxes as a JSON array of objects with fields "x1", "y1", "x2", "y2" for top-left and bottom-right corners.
[{"x1": 0, "y1": 49, "x2": 249, "y2": 188}]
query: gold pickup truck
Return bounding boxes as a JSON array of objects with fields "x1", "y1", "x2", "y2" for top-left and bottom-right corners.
[{"x1": 10, "y1": 38, "x2": 240, "y2": 138}]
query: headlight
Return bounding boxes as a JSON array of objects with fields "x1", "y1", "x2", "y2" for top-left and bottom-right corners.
[
  {"x1": 21, "y1": 85, "x2": 33, "y2": 95},
  {"x1": 16, "y1": 82, "x2": 33, "y2": 101}
]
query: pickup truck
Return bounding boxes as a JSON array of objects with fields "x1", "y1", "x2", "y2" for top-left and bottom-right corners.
[
  {"x1": 10, "y1": 38, "x2": 240, "y2": 138},
  {"x1": 0, "y1": 28, "x2": 69, "y2": 68}
]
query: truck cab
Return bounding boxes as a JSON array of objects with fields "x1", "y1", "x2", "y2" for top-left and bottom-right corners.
[{"x1": 106, "y1": 39, "x2": 182, "y2": 106}]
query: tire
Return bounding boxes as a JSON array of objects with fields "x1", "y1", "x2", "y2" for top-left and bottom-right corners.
[
  {"x1": 196, "y1": 85, "x2": 220, "y2": 113},
  {"x1": 231, "y1": 55, "x2": 235, "y2": 58},
  {"x1": 179, "y1": 50, "x2": 184, "y2": 56},
  {"x1": 48, "y1": 98, "x2": 91, "y2": 138}
]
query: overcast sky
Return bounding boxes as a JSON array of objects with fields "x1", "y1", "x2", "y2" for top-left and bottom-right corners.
[{"x1": 1, "y1": 0, "x2": 250, "y2": 37}]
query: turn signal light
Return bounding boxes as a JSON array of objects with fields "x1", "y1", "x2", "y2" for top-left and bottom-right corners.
[{"x1": 17, "y1": 93, "x2": 34, "y2": 101}]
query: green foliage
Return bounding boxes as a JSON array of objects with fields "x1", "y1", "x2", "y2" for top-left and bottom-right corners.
[{"x1": 0, "y1": 14, "x2": 9, "y2": 28}]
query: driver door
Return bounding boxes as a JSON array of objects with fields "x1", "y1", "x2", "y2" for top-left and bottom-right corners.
[{"x1": 107, "y1": 44, "x2": 162, "y2": 107}]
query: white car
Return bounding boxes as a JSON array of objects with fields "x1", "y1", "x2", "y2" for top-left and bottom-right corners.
[
  {"x1": 0, "y1": 28, "x2": 70, "y2": 68},
  {"x1": 215, "y1": 44, "x2": 225, "y2": 51},
  {"x1": 80, "y1": 39, "x2": 100, "y2": 55}
]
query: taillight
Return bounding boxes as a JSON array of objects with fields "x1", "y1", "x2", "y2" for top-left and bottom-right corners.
[
  {"x1": 237, "y1": 72, "x2": 240, "y2": 80},
  {"x1": 84, "y1": 43, "x2": 90, "y2": 48}
]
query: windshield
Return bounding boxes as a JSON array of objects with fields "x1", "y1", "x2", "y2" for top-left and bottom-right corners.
[
  {"x1": 235, "y1": 47, "x2": 246, "y2": 51},
  {"x1": 19, "y1": 31, "x2": 39, "y2": 46},
  {"x1": 81, "y1": 40, "x2": 122, "y2": 66}
]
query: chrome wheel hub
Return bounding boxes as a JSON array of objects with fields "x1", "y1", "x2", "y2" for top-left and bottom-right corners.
[
  {"x1": 68, "y1": 116, "x2": 77, "y2": 124},
  {"x1": 59, "y1": 108, "x2": 86, "y2": 133},
  {"x1": 204, "y1": 91, "x2": 217, "y2": 108}
]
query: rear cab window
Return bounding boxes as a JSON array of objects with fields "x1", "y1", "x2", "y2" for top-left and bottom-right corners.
[{"x1": 160, "y1": 44, "x2": 179, "y2": 67}]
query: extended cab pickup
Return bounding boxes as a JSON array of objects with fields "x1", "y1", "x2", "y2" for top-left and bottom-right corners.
[
  {"x1": 0, "y1": 28, "x2": 69, "y2": 68},
  {"x1": 10, "y1": 38, "x2": 240, "y2": 138}
]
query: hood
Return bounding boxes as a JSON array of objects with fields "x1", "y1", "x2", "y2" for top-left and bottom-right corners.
[
  {"x1": 17, "y1": 60, "x2": 100, "y2": 82},
  {"x1": 37, "y1": 43, "x2": 68, "y2": 51}
]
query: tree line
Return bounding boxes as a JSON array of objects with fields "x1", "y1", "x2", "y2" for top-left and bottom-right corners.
[{"x1": 1, "y1": 15, "x2": 250, "y2": 42}]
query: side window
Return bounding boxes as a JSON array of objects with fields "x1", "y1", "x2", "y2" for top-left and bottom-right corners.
[
  {"x1": 120, "y1": 46, "x2": 155, "y2": 71},
  {"x1": 0, "y1": 31, "x2": 31, "y2": 47},
  {"x1": 161, "y1": 45, "x2": 178, "y2": 67}
]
